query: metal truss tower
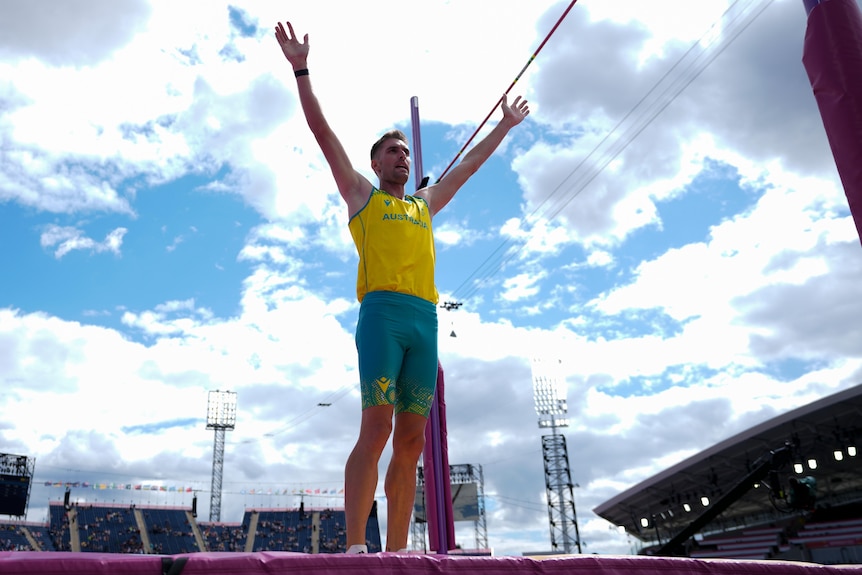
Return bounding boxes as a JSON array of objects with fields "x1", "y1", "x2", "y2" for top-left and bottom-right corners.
[
  {"x1": 532, "y1": 358, "x2": 582, "y2": 554},
  {"x1": 541, "y1": 434, "x2": 582, "y2": 554},
  {"x1": 412, "y1": 463, "x2": 488, "y2": 551},
  {"x1": 206, "y1": 390, "x2": 237, "y2": 522}
]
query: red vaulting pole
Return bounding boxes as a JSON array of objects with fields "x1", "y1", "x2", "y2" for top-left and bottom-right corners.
[{"x1": 802, "y1": 0, "x2": 862, "y2": 245}]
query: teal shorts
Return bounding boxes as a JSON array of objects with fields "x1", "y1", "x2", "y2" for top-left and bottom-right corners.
[{"x1": 355, "y1": 291, "x2": 438, "y2": 417}]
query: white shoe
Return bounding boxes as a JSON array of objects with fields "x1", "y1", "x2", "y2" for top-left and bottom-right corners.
[{"x1": 346, "y1": 544, "x2": 368, "y2": 554}]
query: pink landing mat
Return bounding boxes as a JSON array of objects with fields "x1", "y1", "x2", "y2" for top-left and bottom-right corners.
[{"x1": 2, "y1": 552, "x2": 862, "y2": 575}]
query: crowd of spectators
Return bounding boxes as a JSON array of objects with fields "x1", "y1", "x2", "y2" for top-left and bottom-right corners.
[
  {"x1": 1, "y1": 523, "x2": 32, "y2": 551},
  {"x1": 144, "y1": 509, "x2": 198, "y2": 554},
  {"x1": 0, "y1": 522, "x2": 56, "y2": 552},
  {"x1": 199, "y1": 523, "x2": 247, "y2": 552},
  {"x1": 49, "y1": 503, "x2": 70, "y2": 551},
  {"x1": 3, "y1": 503, "x2": 380, "y2": 554},
  {"x1": 76, "y1": 505, "x2": 144, "y2": 554},
  {"x1": 253, "y1": 513, "x2": 311, "y2": 552}
]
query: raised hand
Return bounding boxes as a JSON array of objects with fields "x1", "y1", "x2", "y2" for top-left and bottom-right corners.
[
  {"x1": 274, "y1": 21, "x2": 309, "y2": 68},
  {"x1": 500, "y1": 94, "x2": 530, "y2": 126}
]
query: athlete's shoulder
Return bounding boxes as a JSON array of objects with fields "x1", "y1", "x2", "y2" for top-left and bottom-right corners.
[{"x1": 404, "y1": 194, "x2": 430, "y2": 210}]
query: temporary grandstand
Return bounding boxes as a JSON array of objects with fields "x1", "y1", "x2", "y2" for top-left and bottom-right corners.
[
  {"x1": 594, "y1": 382, "x2": 862, "y2": 564},
  {"x1": 2, "y1": 503, "x2": 380, "y2": 554}
]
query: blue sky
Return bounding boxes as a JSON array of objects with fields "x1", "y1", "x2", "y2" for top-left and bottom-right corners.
[{"x1": 2, "y1": 0, "x2": 862, "y2": 557}]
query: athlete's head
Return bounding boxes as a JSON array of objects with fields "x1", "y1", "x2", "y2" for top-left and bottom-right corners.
[
  {"x1": 370, "y1": 129, "x2": 410, "y2": 184},
  {"x1": 370, "y1": 129, "x2": 408, "y2": 161}
]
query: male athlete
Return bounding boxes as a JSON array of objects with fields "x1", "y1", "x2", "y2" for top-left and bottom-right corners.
[{"x1": 275, "y1": 20, "x2": 529, "y2": 553}]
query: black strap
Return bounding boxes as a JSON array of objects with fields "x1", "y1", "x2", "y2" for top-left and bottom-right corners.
[{"x1": 161, "y1": 556, "x2": 189, "y2": 575}]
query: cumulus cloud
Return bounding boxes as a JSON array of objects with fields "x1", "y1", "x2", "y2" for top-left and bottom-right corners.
[
  {"x1": 0, "y1": 0, "x2": 151, "y2": 66},
  {"x1": 40, "y1": 224, "x2": 128, "y2": 258}
]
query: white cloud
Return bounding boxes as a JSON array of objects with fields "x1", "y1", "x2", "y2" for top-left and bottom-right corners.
[
  {"x1": 40, "y1": 224, "x2": 128, "y2": 258},
  {"x1": 500, "y1": 271, "x2": 547, "y2": 303}
]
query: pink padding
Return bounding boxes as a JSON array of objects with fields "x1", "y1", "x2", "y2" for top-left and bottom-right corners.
[
  {"x1": 0, "y1": 551, "x2": 161, "y2": 575},
  {"x1": 803, "y1": 0, "x2": 862, "y2": 245},
  {"x1": 3, "y1": 552, "x2": 862, "y2": 575}
]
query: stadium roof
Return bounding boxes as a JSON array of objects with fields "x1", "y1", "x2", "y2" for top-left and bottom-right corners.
[{"x1": 593, "y1": 383, "x2": 862, "y2": 543}]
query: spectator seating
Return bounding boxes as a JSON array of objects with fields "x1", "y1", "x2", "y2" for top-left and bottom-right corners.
[
  {"x1": 74, "y1": 505, "x2": 143, "y2": 554},
  {"x1": 690, "y1": 526, "x2": 784, "y2": 560},
  {"x1": 252, "y1": 509, "x2": 312, "y2": 552},
  {"x1": 142, "y1": 508, "x2": 199, "y2": 554},
  {"x1": 40, "y1": 502, "x2": 380, "y2": 555},
  {"x1": 0, "y1": 523, "x2": 35, "y2": 551},
  {"x1": 198, "y1": 522, "x2": 247, "y2": 552},
  {"x1": 49, "y1": 503, "x2": 71, "y2": 551}
]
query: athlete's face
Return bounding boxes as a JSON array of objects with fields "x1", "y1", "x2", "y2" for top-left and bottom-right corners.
[{"x1": 373, "y1": 138, "x2": 411, "y2": 185}]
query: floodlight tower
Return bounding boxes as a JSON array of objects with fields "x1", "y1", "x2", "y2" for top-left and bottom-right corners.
[
  {"x1": 532, "y1": 358, "x2": 582, "y2": 554},
  {"x1": 206, "y1": 390, "x2": 237, "y2": 522}
]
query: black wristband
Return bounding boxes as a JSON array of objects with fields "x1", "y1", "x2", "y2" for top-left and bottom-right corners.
[{"x1": 294, "y1": 68, "x2": 309, "y2": 78}]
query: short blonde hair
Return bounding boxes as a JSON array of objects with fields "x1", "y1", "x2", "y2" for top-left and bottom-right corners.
[{"x1": 370, "y1": 129, "x2": 408, "y2": 160}]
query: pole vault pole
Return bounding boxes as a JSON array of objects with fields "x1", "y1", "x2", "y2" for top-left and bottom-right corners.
[
  {"x1": 436, "y1": 0, "x2": 578, "y2": 182},
  {"x1": 801, "y1": 0, "x2": 862, "y2": 246},
  {"x1": 411, "y1": 96, "x2": 455, "y2": 554}
]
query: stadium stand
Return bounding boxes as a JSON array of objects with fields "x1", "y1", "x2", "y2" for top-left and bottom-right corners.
[
  {"x1": 594, "y1": 383, "x2": 862, "y2": 563},
  {"x1": 0, "y1": 520, "x2": 56, "y2": 552},
  {"x1": 788, "y1": 517, "x2": 862, "y2": 564},
  {"x1": 1, "y1": 523, "x2": 34, "y2": 552},
  {"x1": 48, "y1": 503, "x2": 71, "y2": 551},
  {"x1": 252, "y1": 509, "x2": 312, "y2": 552},
  {"x1": 26, "y1": 502, "x2": 381, "y2": 555},
  {"x1": 690, "y1": 525, "x2": 785, "y2": 560},
  {"x1": 141, "y1": 507, "x2": 199, "y2": 554},
  {"x1": 74, "y1": 505, "x2": 144, "y2": 553},
  {"x1": 198, "y1": 522, "x2": 247, "y2": 552}
]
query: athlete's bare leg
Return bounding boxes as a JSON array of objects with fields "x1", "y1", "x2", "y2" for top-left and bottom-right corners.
[
  {"x1": 344, "y1": 404, "x2": 394, "y2": 548},
  {"x1": 383, "y1": 411, "x2": 427, "y2": 551}
]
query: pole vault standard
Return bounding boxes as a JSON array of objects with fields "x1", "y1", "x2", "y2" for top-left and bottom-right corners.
[
  {"x1": 405, "y1": 2, "x2": 579, "y2": 551},
  {"x1": 411, "y1": 96, "x2": 456, "y2": 554},
  {"x1": 801, "y1": 0, "x2": 862, "y2": 246}
]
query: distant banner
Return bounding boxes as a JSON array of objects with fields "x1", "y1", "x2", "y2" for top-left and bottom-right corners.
[{"x1": 41, "y1": 481, "x2": 344, "y2": 496}]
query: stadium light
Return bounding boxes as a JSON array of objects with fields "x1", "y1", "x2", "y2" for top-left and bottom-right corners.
[
  {"x1": 532, "y1": 357, "x2": 581, "y2": 554},
  {"x1": 532, "y1": 358, "x2": 568, "y2": 430},
  {"x1": 700, "y1": 496, "x2": 710, "y2": 507},
  {"x1": 834, "y1": 449, "x2": 844, "y2": 461},
  {"x1": 207, "y1": 390, "x2": 237, "y2": 430},
  {"x1": 848, "y1": 446, "x2": 857, "y2": 457},
  {"x1": 640, "y1": 517, "x2": 649, "y2": 528},
  {"x1": 207, "y1": 390, "x2": 237, "y2": 522},
  {"x1": 683, "y1": 503, "x2": 692, "y2": 512},
  {"x1": 807, "y1": 458, "x2": 818, "y2": 470}
]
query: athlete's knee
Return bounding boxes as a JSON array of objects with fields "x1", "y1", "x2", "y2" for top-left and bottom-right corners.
[
  {"x1": 392, "y1": 415, "x2": 427, "y2": 458},
  {"x1": 357, "y1": 407, "x2": 394, "y2": 451},
  {"x1": 393, "y1": 433, "x2": 425, "y2": 461}
]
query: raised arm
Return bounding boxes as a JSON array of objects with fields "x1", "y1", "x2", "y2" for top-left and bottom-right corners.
[
  {"x1": 415, "y1": 94, "x2": 530, "y2": 217},
  {"x1": 275, "y1": 22, "x2": 371, "y2": 214}
]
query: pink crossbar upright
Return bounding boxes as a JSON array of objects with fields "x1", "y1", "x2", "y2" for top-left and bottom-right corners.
[
  {"x1": 802, "y1": 0, "x2": 862, "y2": 245},
  {"x1": 410, "y1": 95, "x2": 455, "y2": 554}
]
